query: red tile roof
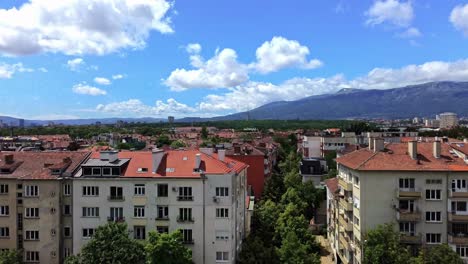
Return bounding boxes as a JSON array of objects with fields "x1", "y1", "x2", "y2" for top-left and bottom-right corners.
[
  {"x1": 337, "y1": 142, "x2": 468, "y2": 172},
  {"x1": 324, "y1": 177, "x2": 338, "y2": 194}
]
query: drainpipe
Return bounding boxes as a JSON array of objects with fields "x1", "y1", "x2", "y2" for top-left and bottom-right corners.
[{"x1": 201, "y1": 172, "x2": 207, "y2": 264}]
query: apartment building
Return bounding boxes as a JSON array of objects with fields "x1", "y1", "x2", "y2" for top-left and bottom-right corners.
[
  {"x1": 439, "y1": 112, "x2": 459, "y2": 129},
  {"x1": 330, "y1": 139, "x2": 468, "y2": 264},
  {"x1": 0, "y1": 152, "x2": 90, "y2": 264},
  {"x1": 72, "y1": 149, "x2": 249, "y2": 264}
]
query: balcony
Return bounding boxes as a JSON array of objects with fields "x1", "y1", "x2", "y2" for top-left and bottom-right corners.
[
  {"x1": 448, "y1": 233, "x2": 468, "y2": 245},
  {"x1": 107, "y1": 195, "x2": 125, "y2": 202},
  {"x1": 339, "y1": 198, "x2": 353, "y2": 211},
  {"x1": 449, "y1": 190, "x2": 468, "y2": 198},
  {"x1": 107, "y1": 216, "x2": 125, "y2": 222},
  {"x1": 400, "y1": 233, "x2": 421, "y2": 244},
  {"x1": 177, "y1": 216, "x2": 195, "y2": 223},
  {"x1": 177, "y1": 196, "x2": 193, "y2": 201},
  {"x1": 396, "y1": 210, "x2": 421, "y2": 222},
  {"x1": 339, "y1": 178, "x2": 352, "y2": 191},
  {"x1": 339, "y1": 233, "x2": 351, "y2": 250},
  {"x1": 449, "y1": 212, "x2": 468, "y2": 222},
  {"x1": 155, "y1": 216, "x2": 169, "y2": 221},
  {"x1": 396, "y1": 188, "x2": 421, "y2": 199},
  {"x1": 339, "y1": 215, "x2": 353, "y2": 232}
]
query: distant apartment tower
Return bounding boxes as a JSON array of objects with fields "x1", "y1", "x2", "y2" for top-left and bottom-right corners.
[
  {"x1": 18, "y1": 119, "x2": 24, "y2": 128},
  {"x1": 328, "y1": 139, "x2": 468, "y2": 264},
  {"x1": 168, "y1": 116, "x2": 175, "y2": 124},
  {"x1": 439, "y1": 112, "x2": 458, "y2": 128}
]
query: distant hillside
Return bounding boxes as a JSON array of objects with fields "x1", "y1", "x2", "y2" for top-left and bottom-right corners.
[{"x1": 0, "y1": 116, "x2": 165, "y2": 126}]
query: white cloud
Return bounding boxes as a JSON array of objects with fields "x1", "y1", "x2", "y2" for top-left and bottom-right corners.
[
  {"x1": 165, "y1": 48, "x2": 249, "y2": 91},
  {"x1": 186, "y1": 43, "x2": 201, "y2": 54},
  {"x1": 397, "y1": 27, "x2": 422, "y2": 38},
  {"x1": 112, "y1": 74, "x2": 124, "y2": 80},
  {"x1": 0, "y1": 62, "x2": 33, "y2": 78},
  {"x1": 72, "y1": 83, "x2": 107, "y2": 96},
  {"x1": 365, "y1": 0, "x2": 413, "y2": 27},
  {"x1": 251, "y1": 36, "x2": 323, "y2": 74},
  {"x1": 450, "y1": 4, "x2": 468, "y2": 36},
  {"x1": 0, "y1": 0, "x2": 174, "y2": 56},
  {"x1": 94, "y1": 77, "x2": 111, "y2": 85},
  {"x1": 96, "y1": 98, "x2": 195, "y2": 116},
  {"x1": 66, "y1": 58, "x2": 85, "y2": 71}
]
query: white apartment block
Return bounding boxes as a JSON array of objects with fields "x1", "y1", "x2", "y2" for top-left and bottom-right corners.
[
  {"x1": 72, "y1": 150, "x2": 249, "y2": 264},
  {"x1": 329, "y1": 139, "x2": 468, "y2": 264},
  {"x1": 439, "y1": 112, "x2": 459, "y2": 129}
]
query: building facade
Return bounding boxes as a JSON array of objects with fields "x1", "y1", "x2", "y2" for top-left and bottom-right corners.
[{"x1": 439, "y1": 112, "x2": 459, "y2": 129}]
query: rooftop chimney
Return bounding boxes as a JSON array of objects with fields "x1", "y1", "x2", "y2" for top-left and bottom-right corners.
[
  {"x1": 152, "y1": 148, "x2": 165, "y2": 173},
  {"x1": 374, "y1": 138, "x2": 384, "y2": 152},
  {"x1": 218, "y1": 149, "x2": 226, "y2": 162},
  {"x1": 368, "y1": 137, "x2": 374, "y2": 151},
  {"x1": 464, "y1": 138, "x2": 468, "y2": 143},
  {"x1": 433, "y1": 141, "x2": 441, "y2": 159},
  {"x1": 199, "y1": 148, "x2": 214, "y2": 156},
  {"x1": 195, "y1": 153, "x2": 202, "y2": 170},
  {"x1": 408, "y1": 141, "x2": 418, "y2": 160},
  {"x1": 100, "y1": 151, "x2": 118, "y2": 163}
]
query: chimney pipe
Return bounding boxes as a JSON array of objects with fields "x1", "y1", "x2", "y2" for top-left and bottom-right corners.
[
  {"x1": 374, "y1": 138, "x2": 384, "y2": 152},
  {"x1": 408, "y1": 141, "x2": 418, "y2": 160},
  {"x1": 464, "y1": 138, "x2": 468, "y2": 143},
  {"x1": 152, "y1": 148, "x2": 165, "y2": 173},
  {"x1": 368, "y1": 137, "x2": 374, "y2": 150},
  {"x1": 433, "y1": 141, "x2": 441, "y2": 159},
  {"x1": 218, "y1": 149, "x2": 226, "y2": 162},
  {"x1": 195, "y1": 153, "x2": 201, "y2": 169}
]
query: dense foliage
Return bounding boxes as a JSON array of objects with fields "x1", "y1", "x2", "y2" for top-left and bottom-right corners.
[{"x1": 0, "y1": 249, "x2": 22, "y2": 264}]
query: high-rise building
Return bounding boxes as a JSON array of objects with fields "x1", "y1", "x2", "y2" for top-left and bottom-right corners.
[
  {"x1": 439, "y1": 112, "x2": 458, "y2": 128},
  {"x1": 18, "y1": 119, "x2": 24, "y2": 128},
  {"x1": 168, "y1": 116, "x2": 175, "y2": 124}
]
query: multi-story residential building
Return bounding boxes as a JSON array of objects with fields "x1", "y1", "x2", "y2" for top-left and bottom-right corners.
[
  {"x1": 0, "y1": 152, "x2": 90, "y2": 264},
  {"x1": 439, "y1": 112, "x2": 459, "y2": 129},
  {"x1": 72, "y1": 149, "x2": 249, "y2": 264},
  {"x1": 330, "y1": 139, "x2": 468, "y2": 264},
  {"x1": 325, "y1": 177, "x2": 339, "y2": 260}
]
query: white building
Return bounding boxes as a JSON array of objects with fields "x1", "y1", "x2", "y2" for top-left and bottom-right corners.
[
  {"x1": 439, "y1": 112, "x2": 459, "y2": 128},
  {"x1": 72, "y1": 150, "x2": 249, "y2": 264}
]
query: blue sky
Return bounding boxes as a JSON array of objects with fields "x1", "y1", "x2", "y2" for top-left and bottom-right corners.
[{"x1": 0, "y1": 0, "x2": 468, "y2": 120}]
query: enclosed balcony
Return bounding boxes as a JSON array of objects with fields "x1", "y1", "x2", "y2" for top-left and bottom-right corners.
[
  {"x1": 397, "y1": 210, "x2": 421, "y2": 222},
  {"x1": 339, "y1": 197, "x2": 353, "y2": 211},
  {"x1": 339, "y1": 178, "x2": 352, "y2": 191},
  {"x1": 449, "y1": 212, "x2": 468, "y2": 222},
  {"x1": 396, "y1": 188, "x2": 421, "y2": 199},
  {"x1": 400, "y1": 233, "x2": 421, "y2": 244},
  {"x1": 449, "y1": 189, "x2": 468, "y2": 198},
  {"x1": 339, "y1": 215, "x2": 353, "y2": 232}
]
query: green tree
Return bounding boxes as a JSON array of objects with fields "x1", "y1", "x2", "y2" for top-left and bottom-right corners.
[
  {"x1": 253, "y1": 200, "x2": 282, "y2": 245},
  {"x1": 0, "y1": 249, "x2": 22, "y2": 264},
  {"x1": 277, "y1": 232, "x2": 320, "y2": 264},
  {"x1": 200, "y1": 126, "x2": 208, "y2": 139},
  {"x1": 415, "y1": 244, "x2": 463, "y2": 264},
  {"x1": 324, "y1": 150, "x2": 337, "y2": 170},
  {"x1": 238, "y1": 235, "x2": 280, "y2": 264},
  {"x1": 67, "y1": 141, "x2": 80, "y2": 151},
  {"x1": 145, "y1": 230, "x2": 192, "y2": 264},
  {"x1": 71, "y1": 222, "x2": 145, "y2": 264},
  {"x1": 170, "y1": 140, "x2": 186, "y2": 149},
  {"x1": 156, "y1": 135, "x2": 172, "y2": 147},
  {"x1": 283, "y1": 170, "x2": 302, "y2": 190},
  {"x1": 262, "y1": 173, "x2": 285, "y2": 202}
]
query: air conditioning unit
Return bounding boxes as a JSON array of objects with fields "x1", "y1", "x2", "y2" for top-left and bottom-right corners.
[
  {"x1": 172, "y1": 187, "x2": 178, "y2": 192},
  {"x1": 213, "y1": 196, "x2": 220, "y2": 203}
]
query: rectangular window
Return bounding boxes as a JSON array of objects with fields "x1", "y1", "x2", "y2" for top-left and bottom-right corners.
[
  {"x1": 399, "y1": 222, "x2": 415, "y2": 236},
  {"x1": 0, "y1": 184, "x2": 8, "y2": 194},
  {"x1": 63, "y1": 184, "x2": 71, "y2": 196},
  {"x1": 24, "y1": 185, "x2": 39, "y2": 197},
  {"x1": 452, "y1": 201, "x2": 468, "y2": 212},
  {"x1": 64, "y1": 227, "x2": 71, "y2": 237},
  {"x1": 25, "y1": 230, "x2": 39, "y2": 240},
  {"x1": 63, "y1": 205, "x2": 71, "y2": 216},
  {"x1": 399, "y1": 178, "x2": 415, "y2": 189},
  {"x1": 0, "y1": 206, "x2": 9, "y2": 216},
  {"x1": 426, "y1": 233, "x2": 441, "y2": 244},
  {"x1": 425, "y1": 189, "x2": 441, "y2": 200},
  {"x1": 102, "y1": 167, "x2": 111, "y2": 176},
  {"x1": 178, "y1": 187, "x2": 193, "y2": 201},
  {"x1": 64, "y1": 248, "x2": 71, "y2": 258},
  {"x1": 0, "y1": 227, "x2": 9, "y2": 238},
  {"x1": 157, "y1": 226, "x2": 169, "y2": 234},
  {"x1": 134, "y1": 206, "x2": 145, "y2": 218},
  {"x1": 354, "y1": 176, "x2": 360, "y2": 186},
  {"x1": 216, "y1": 252, "x2": 229, "y2": 262},
  {"x1": 133, "y1": 226, "x2": 146, "y2": 240},
  {"x1": 157, "y1": 206, "x2": 169, "y2": 219},
  {"x1": 92, "y1": 167, "x2": 101, "y2": 176},
  {"x1": 182, "y1": 229, "x2": 193, "y2": 243},
  {"x1": 83, "y1": 167, "x2": 92, "y2": 176},
  {"x1": 215, "y1": 230, "x2": 230, "y2": 240},
  {"x1": 353, "y1": 216, "x2": 360, "y2": 226},
  {"x1": 157, "y1": 184, "x2": 168, "y2": 197},
  {"x1": 216, "y1": 208, "x2": 229, "y2": 218},
  {"x1": 109, "y1": 186, "x2": 123, "y2": 200},
  {"x1": 425, "y1": 211, "x2": 441, "y2": 222},
  {"x1": 216, "y1": 187, "x2": 229, "y2": 197},
  {"x1": 179, "y1": 208, "x2": 193, "y2": 222},
  {"x1": 110, "y1": 207, "x2": 124, "y2": 221},
  {"x1": 456, "y1": 245, "x2": 468, "y2": 258},
  {"x1": 134, "y1": 184, "x2": 145, "y2": 196},
  {"x1": 82, "y1": 186, "x2": 99, "y2": 196},
  {"x1": 25, "y1": 251, "x2": 39, "y2": 262},
  {"x1": 24, "y1": 208, "x2": 39, "y2": 218},
  {"x1": 82, "y1": 207, "x2": 99, "y2": 217},
  {"x1": 82, "y1": 228, "x2": 95, "y2": 239}
]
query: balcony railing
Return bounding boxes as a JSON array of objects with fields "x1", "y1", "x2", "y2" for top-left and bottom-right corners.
[
  {"x1": 449, "y1": 189, "x2": 468, "y2": 198},
  {"x1": 155, "y1": 216, "x2": 169, "y2": 221},
  {"x1": 107, "y1": 216, "x2": 125, "y2": 222},
  {"x1": 449, "y1": 211, "x2": 468, "y2": 222},
  {"x1": 339, "y1": 178, "x2": 352, "y2": 191},
  {"x1": 396, "y1": 188, "x2": 421, "y2": 199},
  {"x1": 339, "y1": 198, "x2": 353, "y2": 211},
  {"x1": 107, "y1": 195, "x2": 125, "y2": 201},
  {"x1": 448, "y1": 233, "x2": 468, "y2": 244},
  {"x1": 396, "y1": 210, "x2": 421, "y2": 222},
  {"x1": 177, "y1": 216, "x2": 195, "y2": 223},
  {"x1": 339, "y1": 233, "x2": 351, "y2": 250},
  {"x1": 338, "y1": 215, "x2": 353, "y2": 232},
  {"x1": 400, "y1": 233, "x2": 422, "y2": 244},
  {"x1": 177, "y1": 196, "x2": 194, "y2": 201}
]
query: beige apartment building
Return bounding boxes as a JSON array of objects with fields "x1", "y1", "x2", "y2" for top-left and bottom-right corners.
[
  {"x1": 328, "y1": 139, "x2": 468, "y2": 264},
  {"x1": 439, "y1": 112, "x2": 459, "y2": 129}
]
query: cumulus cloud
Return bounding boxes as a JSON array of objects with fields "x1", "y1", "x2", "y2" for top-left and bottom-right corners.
[
  {"x1": 0, "y1": 62, "x2": 33, "y2": 79},
  {"x1": 365, "y1": 0, "x2": 414, "y2": 27},
  {"x1": 450, "y1": 4, "x2": 468, "y2": 36},
  {"x1": 96, "y1": 98, "x2": 195, "y2": 116},
  {"x1": 0, "y1": 0, "x2": 174, "y2": 56},
  {"x1": 186, "y1": 43, "x2": 202, "y2": 54},
  {"x1": 66, "y1": 58, "x2": 85, "y2": 71},
  {"x1": 251, "y1": 36, "x2": 323, "y2": 74},
  {"x1": 112, "y1": 74, "x2": 125, "y2": 80},
  {"x1": 72, "y1": 83, "x2": 107, "y2": 96},
  {"x1": 396, "y1": 27, "x2": 422, "y2": 38},
  {"x1": 94, "y1": 77, "x2": 111, "y2": 85}
]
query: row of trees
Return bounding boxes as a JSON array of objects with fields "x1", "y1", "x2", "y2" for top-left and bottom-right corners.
[{"x1": 238, "y1": 135, "x2": 324, "y2": 264}]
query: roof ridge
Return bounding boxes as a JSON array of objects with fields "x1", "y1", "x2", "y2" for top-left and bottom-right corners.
[{"x1": 356, "y1": 143, "x2": 391, "y2": 170}]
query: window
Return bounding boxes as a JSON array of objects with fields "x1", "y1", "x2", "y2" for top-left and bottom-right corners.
[
  {"x1": 179, "y1": 208, "x2": 193, "y2": 222},
  {"x1": 157, "y1": 184, "x2": 168, "y2": 197},
  {"x1": 17, "y1": 184, "x2": 22, "y2": 189},
  {"x1": 399, "y1": 200, "x2": 415, "y2": 212},
  {"x1": 182, "y1": 229, "x2": 193, "y2": 243},
  {"x1": 134, "y1": 226, "x2": 146, "y2": 240},
  {"x1": 109, "y1": 186, "x2": 123, "y2": 200},
  {"x1": 82, "y1": 207, "x2": 99, "y2": 217},
  {"x1": 63, "y1": 184, "x2": 71, "y2": 196},
  {"x1": 178, "y1": 187, "x2": 193, "y2": 201},
  {"x1": 92, "y1": 167, "x2": 101, "y2": 176},
  {"x1": 134, "y1": 184, "x2": 145, "y2": 196},
  {"x1": 64, "y1": 248, "x2": 71, "y2": 258},
  {"x1": 134, "y1": 206, "x2": 145, "y2": 218},
  {"x1": 456, "y1": 245, "x2": 468, "y2": 258},
  {"x1": 399, "y1": 222, "x2": 415, "y2": 236},
  {"x1": 216, "y1": 208, "x2": 229, "y2": 218},
  {"x1": 0, "y1": 184, "x2": 8, "y2": 194},
  {"x1": 216, "y1": 252, "x2": 229, "y2": 262},
  {"x1": 157, "y1": 226, "x2": 169, "y2": 234},
  {"x1": 157, "y1": 206, "x2": 169, "y2": 219},
  {"x1": 426, "y1": 179, "x2": 442, "y2": 185},
  {"x1": 425, "y1": 189, "x2": 441, "y2": 200},
  {"x1": 63, "y1": 205, "x2": 71, "y2": 216},
  {"x1": 426, "y1": 233, "x2": 441, "y2": 244},
  {"x1": 452, "y1": 179, "x2": 467, "y2": 192},
  {"x1": 452, "y1": 201, "x2": 467, "y2": 213},
  {"x1": 0, "y1": 227, "x2": 9, "y2": 238},
  {"x1": 216, "y1": 187, "x2": 229, "y2": 197},
  {"x1": 24, "y1": 208, "x2": 39, "y2": 218},
  {"x1": 25, "y1": 251, "x2": 39, "y2": 262},
  {"x1": 82, "y1": 228, "x2": 95, "y2": 238},
  {"x1": 353, "y1": 196, "x2": 360, "y2": 209},
  {"x1": 354, "y1": 176, "x2": 360, "y2": 187},
  {"x1": 83, "y1": 167, "x2": 92, "y2": 176},
  {"x1": 82, "y1": 186, "x2": 99, "y2": 196},
  {"x1": 110, "y1": 207, "x2": 124, "y2": 221},
  {"x1": 64, "y1": 227, "x2": 71, "y2": 237},
  {"x1": 24, "y1": 185, "x2": 39, "y2": 197},
  {"x1": 25, "y1": 230, "x2": 39, "y2": 240},
  {"x1": 0, "y1": 206, "x2": 8, "y2": 216},
  {"x1": 215, "y1": 231, "x2": 229, "y2": 240},
  {"x1": 102, "y1": 167, "x2": 111, "y2": 176},
  {"x1": 425, "y1": 211, "x2": 441, "y2": 222},
  {"x1": 399, "y1": 178, "x2": 415, "y2": 189},
  {"x1": 353, "y1": 216, "x2": 360, "y2": 226}
]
